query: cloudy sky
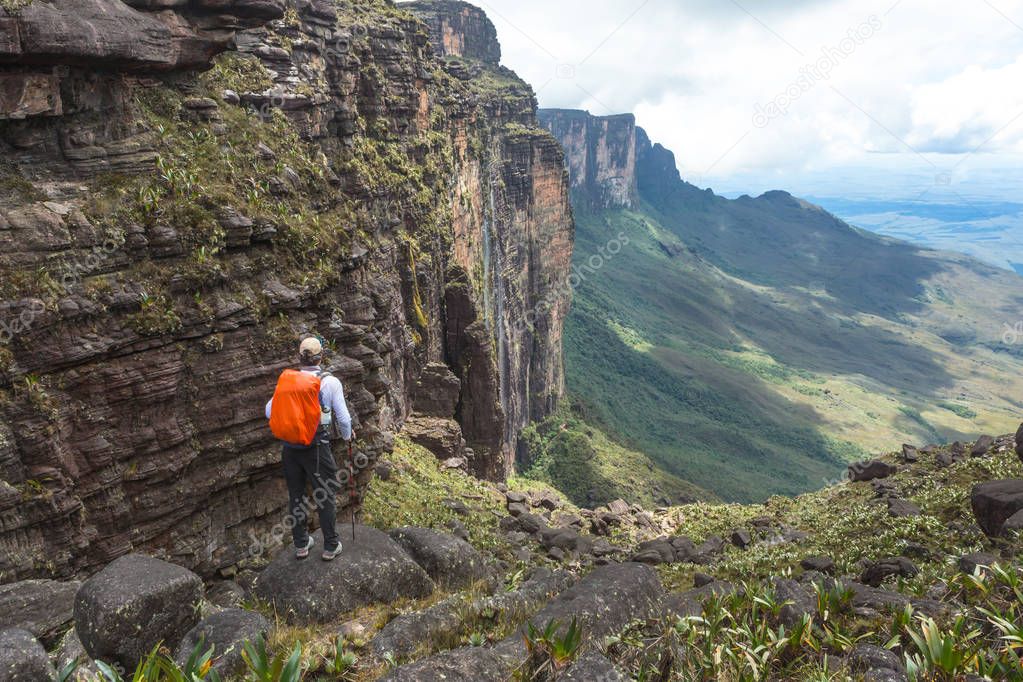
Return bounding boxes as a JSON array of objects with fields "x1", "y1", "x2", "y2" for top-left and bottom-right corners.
[{"x1": 466, "y1": 0, "x2": 1023, "y2": 201}]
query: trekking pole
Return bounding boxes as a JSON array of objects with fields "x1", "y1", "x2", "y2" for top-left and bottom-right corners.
[{"x1": 348, "y1": 439, "x2": 356, "y2": 542}]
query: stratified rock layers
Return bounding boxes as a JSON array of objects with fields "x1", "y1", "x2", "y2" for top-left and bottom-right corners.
[{"x1": 0, "y1": 0, "x2": 572, "y2": 580}]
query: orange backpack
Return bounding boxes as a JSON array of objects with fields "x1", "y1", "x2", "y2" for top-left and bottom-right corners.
[{"x1": 269, "y1": 369, "x2": 324, "y2": 446}]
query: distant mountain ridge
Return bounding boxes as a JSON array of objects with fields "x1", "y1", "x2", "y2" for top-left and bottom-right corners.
[
  {"x1": 539, "y1": 109, "x2": 1023, "y2": 502},
  {"x1": 803, "y1": 195, "x2": 1023, "y2": 276}
]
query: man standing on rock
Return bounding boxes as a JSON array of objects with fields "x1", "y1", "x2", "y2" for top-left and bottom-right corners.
[{"x1": 266, "y1": 336, "x2": 353, "y2": 561}]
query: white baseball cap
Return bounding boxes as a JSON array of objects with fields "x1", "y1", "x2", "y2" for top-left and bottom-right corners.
[{"x1": 299, "y1": 336, "x2": 323, "y2": 356}]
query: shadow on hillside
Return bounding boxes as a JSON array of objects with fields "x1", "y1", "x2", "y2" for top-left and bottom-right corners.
[{"x1": 565, "y1": 296, "x2": 852, "y2": 502}]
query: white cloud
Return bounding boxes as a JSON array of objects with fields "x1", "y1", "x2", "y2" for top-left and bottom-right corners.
[
  {"x1": 458, "y1": 0, "x2": 1023, "y2": 198},
  {"x1": 907, "y1": 57, "x2": 1023, "y2": 154}
]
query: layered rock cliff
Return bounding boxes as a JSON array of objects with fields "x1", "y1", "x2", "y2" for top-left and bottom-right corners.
[
  {"x1": 406, "y1": 0, "x2": 500, "y2": 64},
  {"x1": 0, "y1": 0, "x2": 572, "y2": 581},
  {"x1": 537, "y1": 108, "x2": 638, "y2": 209}
]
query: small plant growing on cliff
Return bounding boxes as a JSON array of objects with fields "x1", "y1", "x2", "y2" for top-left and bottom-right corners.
[
  {"x1": 55, "y1": 660, "x2": 79, "y2": 682},
  {"x1": 137, "y1": 184, "x2": 163, "y2": 216},
  {"x1": 16, "y1": 373, "x2": 51, "y2": 412},
  {"x1": 130, "y1": 291, "x2": 182, "y2": 336}
]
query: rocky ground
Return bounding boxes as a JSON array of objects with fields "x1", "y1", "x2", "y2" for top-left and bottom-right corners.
[{"x1": 1, "y1": 426, "x2": 1022, "y2": 680}]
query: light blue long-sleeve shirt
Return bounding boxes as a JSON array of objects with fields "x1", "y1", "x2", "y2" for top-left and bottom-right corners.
[{"x1": 265, "y1": 366, "x2": 353, "y2": 441}]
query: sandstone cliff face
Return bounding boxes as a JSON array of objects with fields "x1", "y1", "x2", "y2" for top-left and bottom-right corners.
[
  {"x1": 0, "y1": 0, "x2": 572, "y2": 580},
  {"x1": 537, "y1": 108, "x2": 638, "y2": 209},
  {"x1": 406, "y1": 0, "x2": 500, "y2": 64}
]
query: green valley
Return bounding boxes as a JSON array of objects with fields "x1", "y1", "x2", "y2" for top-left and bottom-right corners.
[{"x1": 541, "y1": 112, "x2": 1023, "y2": 503}]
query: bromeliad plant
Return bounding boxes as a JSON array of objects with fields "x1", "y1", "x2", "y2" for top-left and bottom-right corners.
[
  {"x1": 812, "y1": 580, "x2": 855, "y2": 623},
  {"x1": 904, "y1": 615, "x2": 984, "y2": 680},
  {"x1": 93, "y1": 639, "x2": 221, "y2": 682},
  {"x1": 521, "y1": 617, "x2": 583, "y2": 680},
  {"x1": 320, "y1": 636, "x2": 358, "y2": 678},
  {"x1": 240, "y1": 636, "x2": 305, "y2": 682}
]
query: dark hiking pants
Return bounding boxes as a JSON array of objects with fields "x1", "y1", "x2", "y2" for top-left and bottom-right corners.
[{"x1": 282, "y1": 441, "x2": 340, "y2": 552}]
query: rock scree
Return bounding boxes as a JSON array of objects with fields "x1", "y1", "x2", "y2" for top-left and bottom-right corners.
[{"x1": 383, "y1": 562, "x2": 664, "y2": 681}]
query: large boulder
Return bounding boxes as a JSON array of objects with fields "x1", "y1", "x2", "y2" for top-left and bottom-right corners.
[
  {"x1": 388, "y1": 527, "x2": 489, "y2": 588},
  {"x1": 971, "y1": 435, "x2": 995, "y2": 457},
  {"x1": 848, "y1": 459, "x2": 897, "y2": 482},
  {"x1": 971, "y1": 479, "x2": 1023, "y2": 536},
  {"x1": 523, "y1": 563, "x2": 663, "y2": 640},
  {"x1": 253, "y1": 527, "x2": 434, "y2": 624},
  {"x1": 0, "y1": 578, "x2": 80, "y2": 641},
  {"x1": 0, "y1": 628, "x2": 54, "y2": 681},
  {"x1": 773, "y1": 578, "x2": 816, "y2": 627},
  {"x1": 74, "y1": 554, "x2": 203, "y2": 668},
  {"x1": 174, "y1": 608, "x2": 270, "y2": 677}
]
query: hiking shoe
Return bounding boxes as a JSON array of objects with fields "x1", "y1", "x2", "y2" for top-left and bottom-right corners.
[
  {"x1": 321, "y1": 543, "x2": 343, "y2": 561},
  {"x1": 295, "y1": 536, "x2": 314, "y2": 559}
]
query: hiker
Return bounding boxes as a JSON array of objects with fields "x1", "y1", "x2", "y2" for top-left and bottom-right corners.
[{"x1": 266, "y1": 336, "x2": 353, "y2": 560}]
